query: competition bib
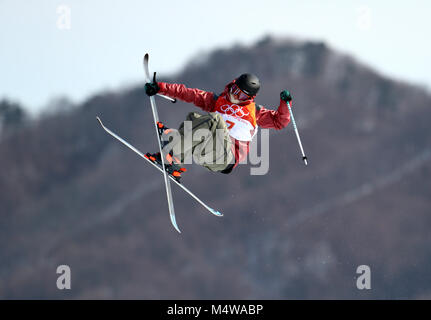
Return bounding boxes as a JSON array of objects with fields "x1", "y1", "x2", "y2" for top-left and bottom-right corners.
[{"x1": 214, "y1": 97, "x2": 258, "y2": 142}]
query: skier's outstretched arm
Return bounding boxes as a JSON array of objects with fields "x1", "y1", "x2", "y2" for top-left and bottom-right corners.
[
  {"x1": 256, "y1": 90, "x2": 292, "y2": 130},
  {"x1": 154, "y1": 82, "x2": 216, "y2": 112}
]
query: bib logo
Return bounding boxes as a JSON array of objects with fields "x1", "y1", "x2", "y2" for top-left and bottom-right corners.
[{"x1": 219, "y1": 104, "x2": 249, "y2": 118}]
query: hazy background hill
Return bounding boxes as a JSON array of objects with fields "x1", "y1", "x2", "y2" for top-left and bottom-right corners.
[{"x1": 1, "y1": 36, "x2": 430, "y2": 299}]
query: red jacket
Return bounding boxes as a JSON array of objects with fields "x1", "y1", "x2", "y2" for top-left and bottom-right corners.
[{"x1": 158, "y1": 81, "x2": 291, "y2": 171}]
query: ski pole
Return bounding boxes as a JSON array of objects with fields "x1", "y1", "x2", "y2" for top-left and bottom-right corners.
[
  {"x1": 287, "y1": 101, "x2": 308, "y2": 166},
  {"x1": 157, "y1": 93, "x2": 176, "y2": 103}
]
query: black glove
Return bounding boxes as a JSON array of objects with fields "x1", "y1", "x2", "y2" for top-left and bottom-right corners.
[
  {"x1": 280, "y1": 90, "x2": 293, "y2": 102},
  {"x1": 144, "y1": 72, "x2": 160, "y2": 96}
]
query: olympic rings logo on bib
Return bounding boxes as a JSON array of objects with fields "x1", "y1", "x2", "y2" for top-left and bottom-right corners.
[{"x1": 219, "y1": 104, "x2": 250, "y2": 118}]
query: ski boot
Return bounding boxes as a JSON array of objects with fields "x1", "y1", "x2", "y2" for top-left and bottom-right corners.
[
  {"x1": 144, "y1": 151, "x2": 186, "y2": 182},
  {"x1": 145, "y1": 121, "x2": 186, "y2": 182},
  {"x1": 156, "y1": 121, "x2": 174, "y2": 148}
]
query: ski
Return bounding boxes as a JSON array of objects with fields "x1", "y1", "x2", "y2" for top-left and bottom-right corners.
[
  {"x1": 96, "y1": 117, "x2": 223, "y2": 218},
  {"x1": 143, "y1": 53, "x2": 179, "y2": 233}
]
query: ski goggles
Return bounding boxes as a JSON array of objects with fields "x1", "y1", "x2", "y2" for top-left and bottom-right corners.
[{"x1": 229, "y1": 83, "x2": 253, "y2": 101}]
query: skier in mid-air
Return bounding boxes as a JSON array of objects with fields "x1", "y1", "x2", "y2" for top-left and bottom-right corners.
[
  {"x1": 97, "y1": 55, "x2": 302, "y2": 231},
  {"x1": 144, "y1": 73, "x2": 293, "y2": 178}
]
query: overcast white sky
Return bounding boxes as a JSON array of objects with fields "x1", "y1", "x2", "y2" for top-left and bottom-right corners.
[{"x1": 1, "y1": 0, "x2": 430, "y2": 114}]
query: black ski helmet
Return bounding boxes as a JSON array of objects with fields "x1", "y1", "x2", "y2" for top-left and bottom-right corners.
[{"x1": 235, "y1": 73, "x2": 260, "y2": 96}]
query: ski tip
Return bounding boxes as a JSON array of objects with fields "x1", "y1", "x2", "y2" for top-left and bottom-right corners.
[
  {"x1": 96, "y1": 116, "x2": 105, "y2": 127},
  {"x1": 210, "y1": 208, "x2": 223, "y2": 217},
  {"x1": 303, "y1": 156, "x2": 308, "y2": 166},
  {"x1": 173, "y1": 224, "x2": 181, "y2": 233},
  {"x1": 170, "y1": 215, "x2": 181, "y2": 233}
]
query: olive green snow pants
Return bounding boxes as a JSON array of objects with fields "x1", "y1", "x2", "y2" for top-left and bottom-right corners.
[{"x1": 162, "y1": 112, "x2": 235, "y2": 172}]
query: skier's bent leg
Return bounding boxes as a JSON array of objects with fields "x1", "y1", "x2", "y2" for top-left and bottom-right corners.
[
  {"x1": 187, "y1": 112, "x2": 234, "y2": 172},
  {"x1": 172, "y1": 112, "x2": 234, "y2": 171}
]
